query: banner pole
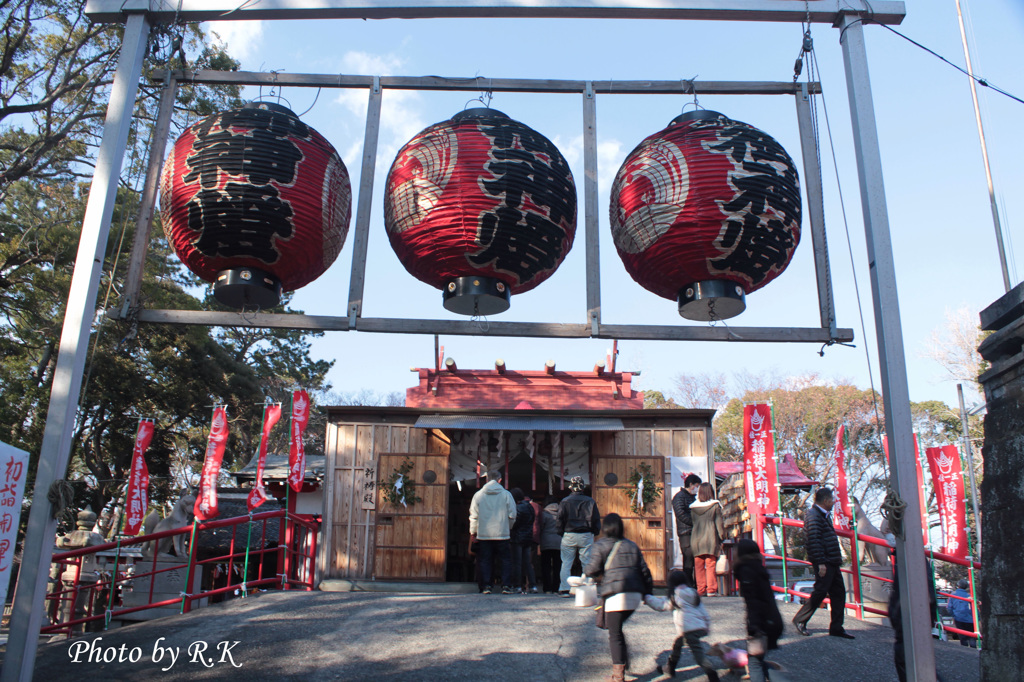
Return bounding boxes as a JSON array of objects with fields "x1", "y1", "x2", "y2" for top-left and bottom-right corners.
[
  {"x1": 961, "y1": 443, "x2": 981, "y2": 645},
  {"x1": 180, "y1": 519, "x2": 198, "y2": 614},
  {"x1": 769, "y1": 401, "x2": 786, "y2": 590},
  {"x1": 850, "y1": 503, "x2": 864, "y2": 619}
]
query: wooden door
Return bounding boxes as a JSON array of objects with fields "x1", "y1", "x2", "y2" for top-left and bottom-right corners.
[
  {"x1": 374, "y1": 453, "x2": 448, "y2": 581},
  {"x1": 592, "y1": 453, "x2": 667, "y2": 584}
]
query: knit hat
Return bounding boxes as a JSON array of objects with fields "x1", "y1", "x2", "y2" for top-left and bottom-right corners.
[
  {"x1": 737, "y1": 538, "x2": 761, "y2": 557},
  {"x1": 957, "y1": 579, "x2": 969, "y2": 590},
  {"x1": 568, "y1": 476, "x2": 585, "y2": 492}
]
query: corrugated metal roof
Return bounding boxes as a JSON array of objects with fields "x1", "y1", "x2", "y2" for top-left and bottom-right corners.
[
  {"x1": 232, "y1": 454, "x2": 326, "y2": 481},
  {"x1": 414, "y1": 415, "x2": 625, "y2": 432}
]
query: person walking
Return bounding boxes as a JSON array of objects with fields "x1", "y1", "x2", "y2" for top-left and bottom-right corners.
[
  {"x1": 510, "y1": 488, "x2": 537, "y2": 593},
  {"x1": 734, "y1": 538, "x2": 784, "y2": 682},
  {"x1": 649, "y1": 569, "x2": 720, "y2": 681},
  {"x1": 689, "y1": 482, "x2": 725, "y2": 597},
  {"x1": 792, "y1": 487, "x2": 854, "y2": 638},
  {"x1": 469, "y1": 472, "x2": 517, "y2": 594},
  {"x1": 539, "y1": 495, "x2": 562, "y2": 593},
  {"x1": 947, "y1": 579, "x2": 977, "y2": 647},
  {"x1": 557, "y1": 476, "x2": 600, "y2": 596},
  {"x1": 672, "y1": 474, "x2": 702, "y2": 584},
  {"x1": 585, "y1": 513, "x2": 655, "y2": 682}
]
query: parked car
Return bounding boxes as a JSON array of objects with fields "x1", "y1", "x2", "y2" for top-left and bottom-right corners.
[{"x1": 790, "y1": 580, "x2": 816, "y2": 604}]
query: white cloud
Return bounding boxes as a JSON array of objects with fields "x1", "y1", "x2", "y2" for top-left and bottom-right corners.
[
  {"x1": 205, "y1": 20, "x2": 265, "y2": 63},
  {"x1": 339, "y1": 51, "x2": 405, "y2": 76},
  {"x1": 557, "y1": 134, "x2": 625, "y2": 193}
]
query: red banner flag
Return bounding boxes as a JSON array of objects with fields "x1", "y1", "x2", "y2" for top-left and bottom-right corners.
[
  {"x1": 742, "y1": 403, "x2": 779, "y2": 516},
  {"x1": 831, "y1": 425, "x2": 852, "y2": 531},
  {"x1": 247, "y1": 403, "x2": 283, "y2": 512},
  {"x1": 288, "y1": 390, "x2": 310, "y2": 493},
  {"x1": 124, "y1": 419, "x2": 155, "y2": 535},
  {"x1": 882, "y1": 433, "x2": 928, "y2": 545},
  {"x1": 195, "y1": 406, "x2": 229, "y2": 521},
  {"x1": 925, "y1": 445, "x2": 968, "y2": 559}
]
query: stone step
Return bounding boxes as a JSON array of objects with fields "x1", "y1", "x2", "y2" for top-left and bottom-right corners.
[{"x1": 318, "y1": 579, "x2": 479, "y2": 594}]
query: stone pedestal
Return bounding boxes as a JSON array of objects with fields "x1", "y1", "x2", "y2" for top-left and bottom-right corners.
[
  {"x1": 844, "y1": 563, "x2": 892, "y2": 625},
  {"x1": 978, "y1": 282, "x2": 1024, "y2": 680},
  {"x1": 120, "y1": 559, "x2": 205, "y2": 622}
]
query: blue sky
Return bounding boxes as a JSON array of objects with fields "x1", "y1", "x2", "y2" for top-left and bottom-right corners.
[{"x1": 195, "y1": 1, "x2": 1024, "y2": 410}]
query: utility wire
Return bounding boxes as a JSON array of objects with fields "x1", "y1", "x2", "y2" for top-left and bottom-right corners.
[{"x1": 875, "y1": 23, "x2": 1024, "y2": 106}]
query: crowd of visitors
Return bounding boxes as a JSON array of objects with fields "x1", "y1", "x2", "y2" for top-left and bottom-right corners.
[{"x1": 468, "y1": 477, "x2": 967, "y2": 681}]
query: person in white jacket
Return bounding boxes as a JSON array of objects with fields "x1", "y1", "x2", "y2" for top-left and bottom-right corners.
[
  {"x1": 648, "y1": 569, "x2": 720, "y2": 681},
  {"x1": 469, "y1": 472, "x2": 517, "y2": 594}
]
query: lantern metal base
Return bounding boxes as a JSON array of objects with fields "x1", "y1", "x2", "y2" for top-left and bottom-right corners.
[
  {"x1": 213, "y1": 267, "x2": 282, "y2": 310},
  {"x1": 678, "y1": 280, "x2": 746, "y2": 321},
  {"x1": 442, "y1": 276, "x2": 511, "y2": 316}
]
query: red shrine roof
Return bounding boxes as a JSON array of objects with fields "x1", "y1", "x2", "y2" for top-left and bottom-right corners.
[
  {"x1": 714, "y1": 454, "x2": 818, "y2": 489},
  {"x1": 405, "y1": 363, "x2": 643, "y2": 410}
]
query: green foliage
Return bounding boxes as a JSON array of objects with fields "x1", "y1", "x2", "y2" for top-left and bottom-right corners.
[
  {"x1": 643, "y1": 390, "x2": 679, "y2": 409},
  {"x1": 378, "y1": 459, "x2": 422, "y2": 509},
  {"x1": 626, "y1": 462, "x2": 662, "y2": 515}
]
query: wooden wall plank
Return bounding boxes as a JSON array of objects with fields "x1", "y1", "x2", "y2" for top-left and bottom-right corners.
[
  {"x1": 653, "y1": 430, "x2": 672, "y2": 458},
  {"x1": 673, "y1": 430, "x2": 691, "y2": 458},
  {"x1": 692, "y1": 429, "x2": 708, "y2": 459}
]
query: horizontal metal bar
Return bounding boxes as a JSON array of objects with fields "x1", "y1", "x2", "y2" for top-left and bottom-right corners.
[
  {"x1": 125, "y1": 308, "x2": 853, "y2": 343},
  {"x1": 156, "y1": 70, "x2": 821, "y2": 95},
  {"x1": 87, "y1": 0, "x2": 905, "y2": 25}
]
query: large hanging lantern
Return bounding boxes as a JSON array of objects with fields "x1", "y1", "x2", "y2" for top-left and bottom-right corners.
[
  {"x1": 384, "y1": 108, "x2": 576, "y2": 315},
  {"x1": 610, "y1": 110, "x2": 801, "y2": 320},
  {"x1": 160, "y1": 102, "x2": 351, "y2": 309}
]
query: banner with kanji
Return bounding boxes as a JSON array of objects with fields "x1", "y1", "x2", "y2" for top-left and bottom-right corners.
[
  {"x1": 288, "y1": 390, "x2": 310, "y2": 493},
  {"x1": 925, "y1": 445, "x2": 968, "y2": 559},
  {"x1": 195, "y1": 406, "x2": 229, "y2": 521},
  {"x1": 742, "y1": 403, "x2": 779, "y2": 516},
  {"x1": 883, "y1": 433, "x2": 928, "y2": 545},
  {"x1": 0, "y1": 442, "x2": 29, "y2": 608},
  {"x1": 831, "y1": 425, "x2": 852, "y2": 531},
  {"x1": 247, "y1": 403, "x2": 282, "y2": 511},
  {"x1": 124, "y1": 419, "x2": 155, "y2": 535}
]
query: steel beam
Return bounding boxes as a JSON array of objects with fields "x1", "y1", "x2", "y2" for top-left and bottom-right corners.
[
  {"x1": 582, "y1": 82, "x2": 601, "y2": 332},
  {"x1": 154, "y1": 70, "x2": 822, "y2": 95},
  {"x1": 85, "y1": 0, "x2": 906, "y2": 24},
  {"x1": 121, "y1": 76, "x2": 178, "y2": 317},
  {"x1": 838, "y1": 13, "x2": 936, "y2": 681},
  {"x1": 1, "y1": 14, "x2": 151, "y2": 682},
  {"x1": 794, "y1": 84, "x2": 837, "y2": 334},
  {"x1": 347, "y1": 77, "x2": 383, "y2": 325},
  {"x1": 126, "y1": 307, "x2": 854, "y2": 343}
]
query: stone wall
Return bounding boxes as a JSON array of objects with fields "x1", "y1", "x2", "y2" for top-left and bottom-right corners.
[{"x1": 977, "y1": 282, "x2": 1024, "y2": 681}]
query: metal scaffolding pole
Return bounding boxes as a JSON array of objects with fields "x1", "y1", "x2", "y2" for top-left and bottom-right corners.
[
  {"x1": 837, "y1": 13, "x2": 936, "y2": 681},
  {"x1": 1, "y1": 13, "x2": 151, "y2": 682}
]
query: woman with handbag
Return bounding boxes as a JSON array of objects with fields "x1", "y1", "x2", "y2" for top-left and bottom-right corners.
[
  {"x1": 690, "y1": 482, "x2": 725, "y2": 596},
  {"x1": 585, "y1": 513, "x2": 655, "y2": 682}
]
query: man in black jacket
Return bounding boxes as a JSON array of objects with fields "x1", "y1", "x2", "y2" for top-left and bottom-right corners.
[
  {"x1": 556, "y1": 476, "x2": 601, "y2": 596},
  {"x1": 792, "y1": 487, "x2": 855, "y2": 638},
  {"x1": 671, "y1": 474, "x2": 701, "y2": 584}
]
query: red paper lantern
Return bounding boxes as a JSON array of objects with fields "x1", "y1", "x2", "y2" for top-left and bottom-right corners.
[
  {"x1": 610, "y1": 110, "x2": 801, "y2": 320},
  {"x1": 384, "y1": 108, "x2": 576, "y2": 315},
  {"x1": 160, "y1": 102, "x2": 351, "y2": 308}
]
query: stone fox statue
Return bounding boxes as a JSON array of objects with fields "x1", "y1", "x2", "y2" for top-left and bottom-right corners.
[
  {"x1": 141, "y1": 492, "x2": 196, "y2": 559},
  {"x1": 851, "y1": 496, "x2": 892, "y2": 565}
]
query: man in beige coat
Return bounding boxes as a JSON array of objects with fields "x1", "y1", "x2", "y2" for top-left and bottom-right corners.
[{"x1": 470, "y1": 472, "x2": 517, "y2": 594}]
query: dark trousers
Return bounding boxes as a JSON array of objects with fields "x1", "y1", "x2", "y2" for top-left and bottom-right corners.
[
  {"x1": 477, "y1": 539, "x2": 511, "y2": 590},
  {"x1": 954, "y1": 619, "x2": 977, "y2": 647},
  {"x1": 678, "y1": 533, "x2": 695, "y2": 585},
  {"x1": 540, "y1": 549, "x2": 560, "y2": 592},
  {"x1": 668, "y1": 629, "x2": 718, "y2": 680},
  {"x1": 605, "y1": 609, "x2": 634, "y2": 666},
  {"x1": 511, "y1": 542, "x2": 537, "y2": 588},
  {"x1": 793, "y1": 563, "x2": 846, "y2": 633}
]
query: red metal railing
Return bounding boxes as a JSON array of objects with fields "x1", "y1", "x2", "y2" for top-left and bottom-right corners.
[
  {"x1": 42, "y1": 510, "x2": 319, "y2": 637},
  {"x1": 759, "y1": 514, "x2": 981, "y2": 641}
]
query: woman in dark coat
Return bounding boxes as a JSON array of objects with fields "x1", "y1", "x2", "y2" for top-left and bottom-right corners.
[
  {"x1": 734, "y1": 538, "x2": 783, "y2": 682},
  {"x1": 585, "y1": 513, "x2": 655, "y2": 682}
]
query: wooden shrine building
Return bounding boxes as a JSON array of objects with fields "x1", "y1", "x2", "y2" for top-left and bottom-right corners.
[{"x1": 320, "y1": 361, "x2": 715, "y2": 585}]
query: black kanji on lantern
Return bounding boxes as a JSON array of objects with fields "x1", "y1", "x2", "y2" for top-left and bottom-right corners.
[
  {"x1": 468, "y1": 118, "x2": 576, "y2": 282},
  {"x1": 188, "y1": 183, "x2": 294, "y2": 262},
  {"x1": 701, "y1": 121, "x2": 800, "y2": 286}
]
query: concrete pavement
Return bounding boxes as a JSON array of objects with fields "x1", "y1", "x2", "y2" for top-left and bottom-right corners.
[{"x1": 8, "y1": 591, "x2": 980, "y2": 681}]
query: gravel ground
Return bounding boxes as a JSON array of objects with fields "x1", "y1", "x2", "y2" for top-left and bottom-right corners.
[{"x1": 9, "y1": 591, "x2": 980, "y2": 681}]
